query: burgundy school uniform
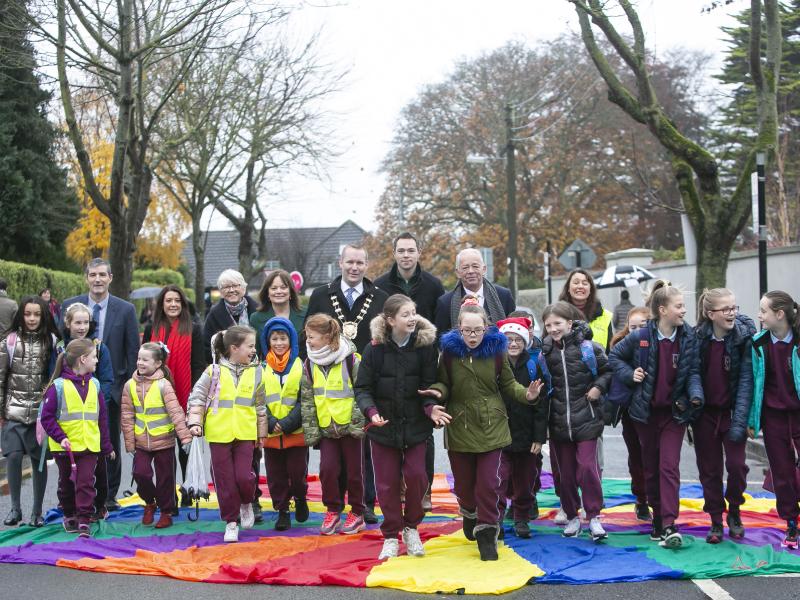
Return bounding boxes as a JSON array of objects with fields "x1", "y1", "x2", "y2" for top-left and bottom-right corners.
[
  {"x1": 703, "y1": 340, "x2": 731, "y2": 409},
  {"x1": 549, "y1": 439, "x2": 604, "y2": 520},
  {"x1": 209, "y1": 440, "x2": 258, "y2": 523},
  {"x1": 132, "y1": 448, "x2": 177, "y2": 512},
  {"x1": 652, "y1": 337, "x2": 680, "y2": 408},
  {"x1": 765, "y1": 340, "x2": 796, "y2": 410},
  {"x1": 370, "y1": 440, "x2": 427, "y2": 537},
  {"x1": 264, "y1": 447, "x2": 309, "y2": 512},
  {"x1": 319, "y1": 436, "x2": 365, "y2": 515}
]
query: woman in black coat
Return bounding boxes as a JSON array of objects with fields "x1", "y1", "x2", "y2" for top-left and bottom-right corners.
[{"x1": 354, "y1": 294, "x2": 447, "y2": 560}]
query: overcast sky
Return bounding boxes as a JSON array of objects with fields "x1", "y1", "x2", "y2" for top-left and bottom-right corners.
[{"x1": 205, "y1": 0, "x2": 746, "y2": 232}]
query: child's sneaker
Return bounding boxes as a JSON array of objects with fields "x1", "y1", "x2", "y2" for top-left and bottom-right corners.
[
  {"x1": 562, "y1": 517, "x2": 581, "y2": 537},
  {"x1": 223, "y1": 521, "x2": 239, "y2": 543},
  {"x1": 63, "y1": 517, "x2": 79, "y2": 534},
  {"x1": 90, "y1": 506, "x2": 109, "y2": 523},
  {"x1": 635, "y1": 502, "x2": 652, "y2": 522},
  {"x1": 239, "y1": 502, "x2": 254, "y2": 529},
  {"x1": 650, "y1": 516, "x2": 664, "y2": 541},
  {"x1": 320, "y1": 511, "x2": 341, "y2": 535},
  {"x1": 378, "y1": 538, "x2": 399, "y2": 559},
  {"x1": 554, "y1": 507, "x2": 568, "y2": 525},
  {"x1": 782, "y1": 521, "x2": 798, "y2": 549},
  {"x1": 340, "y1": 512, "x2": 365, "y2": 535},
  {"x1": 402, "y1": 527, "x2": 425, "y2": 557},
  {"x1": 142, "y1": 503, "x2": 157, "y2": 525},
  {"x1": 659, "y1": 525, "x2": 683, "y2": 548},
  {"x1": 589, "y1": 517, "x2": 607, "y2": 541},
  {"x1": 78, "y1": 523, "x2": 91, "y2": 538},
  {"x1": 727, "y1": 508, "x2": 745, "y2": 540},
  {"x1": 706, "y1": 522, "x2": 723, "y2": 544}
]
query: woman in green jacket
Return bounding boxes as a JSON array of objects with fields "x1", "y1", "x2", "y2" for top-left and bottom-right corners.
[{"x1": 422, "y1": 299, "x2": 542, "y2": 561}]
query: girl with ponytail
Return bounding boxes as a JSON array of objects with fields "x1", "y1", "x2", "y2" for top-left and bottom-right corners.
[
  {"x1": 609, "y1": 279, "x2": 703, "y2": 549},
  {"x1": 121, "y1": 342, "x2": 192, "y2": 529},
  {"x1": 748, "y1": 291, "x2": 800, "y2": 549},
  {"x1": 39, "y1": 339, "x2": 114, "y2": 538},
  {"x1": 693, "y1": 289, "x2": 756, "y2": 544}
]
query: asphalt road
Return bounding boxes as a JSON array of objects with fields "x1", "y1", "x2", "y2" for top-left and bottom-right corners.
[{"x1": 0, "y1": 427, "x2": 789, "y2": 600}]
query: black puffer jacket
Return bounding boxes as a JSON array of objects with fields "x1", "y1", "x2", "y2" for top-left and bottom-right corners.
[
  {"x1": 354, "y1": 315, "x2": 438, "y2": 449},
  {"x1": 542, "y1": 321, "x2": 611, "y2": 442},
  {"x1": 502, "y1": 350, "x2": 549, "y2": 452}
]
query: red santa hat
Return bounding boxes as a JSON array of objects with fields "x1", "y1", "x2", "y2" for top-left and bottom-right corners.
[{"x1": 497, "y1": 317, "x2": 531, "y2": 346}]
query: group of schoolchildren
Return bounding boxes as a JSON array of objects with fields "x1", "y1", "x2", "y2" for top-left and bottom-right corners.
[{"x1": 2, "y1": 283, "x2": 800, "y2": 563}]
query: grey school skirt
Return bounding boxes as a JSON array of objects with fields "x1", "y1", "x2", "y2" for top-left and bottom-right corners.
[{"x1": 1, "y1": 420, "x2": 45, "y2": 461}]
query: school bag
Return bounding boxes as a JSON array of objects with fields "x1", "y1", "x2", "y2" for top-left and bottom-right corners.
[
  {"x1": 606, "y1": 327, "x2": 651, "y2": 408},
  {"x1": 6, "y1": 331, "x2": 58, "y2": 376}
]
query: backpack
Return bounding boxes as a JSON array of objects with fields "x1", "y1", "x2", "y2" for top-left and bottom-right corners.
[
  {"x1": 526, "y1": 348, "x2": 553, "y2": 396},
  {"x1": 606, "y1": 327, "x2": 651, "y2": 408}
]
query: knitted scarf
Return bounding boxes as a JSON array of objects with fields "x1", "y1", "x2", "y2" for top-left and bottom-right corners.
[
  {"x1": 225, "y1": 299, "x2": 249, "y2": 326},
  {"x1": 306, "y1": 336, "x2": 353, "y2": 367},
  {"x1": 151, "y1": 320, "x2": 192, "y2": 409},
  {"x1": 449, "y1": 277, "x2": 506, "y2": 327}
]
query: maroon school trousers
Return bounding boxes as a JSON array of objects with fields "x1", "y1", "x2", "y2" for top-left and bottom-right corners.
[
  {"x1": 209, "y1": 440, "x2": 257, "y2": 523},
  {"x1": 264, "y1": 446, "x2": 309, "y2": 512},
  {"x1": 54, "y1": 451, "x2": 99, "y2": 524},
  {"x1": 319, "y1": 436, "x2": 364, "y2": 515},
  {"x1": 762, "y1": 407, "x2": 800, "y2": 521},
  {"x1": 549, "y1": 439, "x2": 603, "y2": 520},
  {"x1": 621, "y1": 410, "x2": 647, "y2": 505},
  {"x1": 634, "y1": 408, "x2": 686, "y2": 528},
  {"x1": 692, "y1": 408, "x2": 748, "y2": 522},
  {"x1": 448, "y1": 449, "x2": 503, "y2": 526},
  {"x1": 498, "y1": 450, "x2": 538, "y2": 522},
  {"x1": 132, "y1": 447, "x2": 176, "y2": 513},
  {"x1": 370, "y1": 440, "x2": 427, "y2": 538}
]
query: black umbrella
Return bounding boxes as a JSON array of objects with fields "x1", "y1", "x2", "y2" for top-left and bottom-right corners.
[{"x1": 594, "y1": 264, "x2": 656, "y2": 289}]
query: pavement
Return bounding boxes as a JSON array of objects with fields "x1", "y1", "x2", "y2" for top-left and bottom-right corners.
[{"x1": 0, "y1": 427, "x2": 793, "y2": 600}]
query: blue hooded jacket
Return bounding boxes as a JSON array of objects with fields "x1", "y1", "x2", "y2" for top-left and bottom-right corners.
[{"x1": 261, "y1": 317, "x2": 302, "y2": 433}]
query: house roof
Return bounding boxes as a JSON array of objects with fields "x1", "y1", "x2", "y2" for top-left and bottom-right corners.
[{"x1": 181, "y1": 219, "x2": 367, "y2": 289}]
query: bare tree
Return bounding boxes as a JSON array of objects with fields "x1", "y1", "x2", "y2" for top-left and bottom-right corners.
[{"x1": 568, "y1": 0, "x2": 781, "y2": 290}]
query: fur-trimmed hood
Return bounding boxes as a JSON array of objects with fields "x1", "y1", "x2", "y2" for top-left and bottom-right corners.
[
  {"x1": 440, "y1": 326, "x2": 507, "y2": 358},
  {"x1": 369, "y1": 314, "x2": 436, "y2": 348},
  {"x1": 695, "y1": 313, "x2": 757, "y2": 345}
]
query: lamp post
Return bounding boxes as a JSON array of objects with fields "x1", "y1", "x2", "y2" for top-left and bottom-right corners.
[{"x1": 756, "y1": 151, "x2": 767, "y2": 298}]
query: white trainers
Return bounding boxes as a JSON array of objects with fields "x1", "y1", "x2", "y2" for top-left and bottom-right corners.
[
  {"x1": 378, "y1": 538, "x2": 399, "y2": 559},
  {"x1": 563, "y1": 517, "x2": 581, "y2": 537},
  {"x1": 224, "y1": 521, "x2": 239, "y2": 543},
  {"x1": 589, "y1": 517, "x2": 607, "y2": 541},
  {"x1": 240, "y1": 503, "x2": 254, "y2": 529},
  {"x1": 402, "y1": 527, "x2": 425, "y2": 557},
  {"x1": 554, "y1": 507, "x2": 568, "y2": 525}
]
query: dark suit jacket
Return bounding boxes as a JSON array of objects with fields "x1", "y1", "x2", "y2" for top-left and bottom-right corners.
[
  {"x1": 304, "y1": 276, "x2": 388, "y2": 355},
  {"x1": 62, "y1": 294, "x2": 139, "y2": 403},
  {"x1": 434, "y1": 283, "x2": 515, "y2": 335},
  {"x1": 373, "y1": 264, "x2": 446, "y2": 323}
]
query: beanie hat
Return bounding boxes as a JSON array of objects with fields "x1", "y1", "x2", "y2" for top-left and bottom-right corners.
[{"x1": 497, "y1": 317, "x2": 531, "y2": 346}]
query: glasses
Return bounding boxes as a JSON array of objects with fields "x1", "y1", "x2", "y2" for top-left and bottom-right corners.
[
  {"x1": 460, "y1": 328, "x2": 486, "y2": 337},
  {"x1": 708, "y1": 306, "x2": 739, "y2": 316},
  {"x1": 220, "y1": 284, "x2": 242, "y2": 292}
]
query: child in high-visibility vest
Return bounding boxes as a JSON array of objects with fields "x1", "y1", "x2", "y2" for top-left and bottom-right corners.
[
  {"x1": 39, "y1": 338, "x2": 114, "y2": 538},
  {"x1": 301, "y1": 313, "x2": 366, "y2": 536},
  {"x1": 121, "y1": 342, "x2": 192, "y2": 529},
  {"x1": 260, "y1": 317, "x2": 312, "y2": 531},
  {"x1": 187, "y1": 326, "x2": 267, "y2": 543}
]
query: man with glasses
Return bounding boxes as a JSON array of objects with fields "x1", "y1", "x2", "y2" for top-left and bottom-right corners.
[
  {"x1": 374, "y1": 232, "x2": 445, "y2": 323},
  {"x1": 203, "y1": 269, "x2": 258, "y2": 363},
  {"x1": 435, "y1": 248, "x2": 516, "y2": 334}
]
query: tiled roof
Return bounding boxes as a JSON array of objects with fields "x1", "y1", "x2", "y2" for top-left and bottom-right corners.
[{"x1": 181, "y1": 220, "x2": 367, "y2": 289}]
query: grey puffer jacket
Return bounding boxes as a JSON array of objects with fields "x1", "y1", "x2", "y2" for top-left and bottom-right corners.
[
  {"x1": 541, "y1": 321, "x2": 611, "y2": 443},
  {"x1": 0, "y1": 333, "x2": 53, "y2": 425}
]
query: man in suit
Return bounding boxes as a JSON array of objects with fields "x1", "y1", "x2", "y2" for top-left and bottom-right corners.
[
  {"x1": 304, "y1": 244, "x2": 388, "y2": 524},
  {"x1": 435, "y1": 247, "x2": 515, "y2": 333},
  {"x1": 63, "y1": 258, "x2": 139, "y2": 511}
]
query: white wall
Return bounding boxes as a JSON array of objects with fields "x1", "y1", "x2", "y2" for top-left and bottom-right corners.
[{"x1": 544, "y1": 245, "x2": 800, "y2": 326}]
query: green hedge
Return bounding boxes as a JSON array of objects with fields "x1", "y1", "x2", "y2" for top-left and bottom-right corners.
[
  {"x1": 132, "y1": 268, "x2": 184, "y2": 287},
  {"x1": 0, "y1": 259, "x2": 85, "y2": 301}
]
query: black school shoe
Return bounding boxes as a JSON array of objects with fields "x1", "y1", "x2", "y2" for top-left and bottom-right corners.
[
  {"x1": 105, "y1": 499, "x2": 122, "y2": 512},
  {"x1": 363, "y1": 506, "x2": 378, "y2": 525},
  {"x1": 275, "y1": 510, "x2": 291, "y2": 531},
  {"x1": 727, "y1": 508, "x2": 745, "y2": 540},
  {"x1": 635, "y1": 502, "x2": 652, "y2": 522},
  {"x1": 3, "y1": 509, "x2": 22, "y2": 526},
  {"x1": 462, "y1": 513, "x2": 477, "y2": 541},
  {"x1": 514, "y1": 520, "x2": 532, "y2": 539},
  {"x1": 294, "y1": 497, "x2": 310, "y2": 523},
  {"x1": 252, "y1": 501, "x2": 264, "y2": 524},
  {"x1": 649, "y1": 516, "x2": 664, "y2": 541},
  {"x1": 706, "y1": 522, "x2": 723, "y2": 544},
  {"x1": 529, "y1": 499, "x2": 540, "y2": 521},
  {"x1": 475, "y1": 526, "x2": 499, "y2": 561}
]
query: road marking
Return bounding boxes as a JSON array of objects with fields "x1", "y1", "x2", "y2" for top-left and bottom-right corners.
[{"x1": 693, "y1": 578, "x2": 735, "y2": 600}]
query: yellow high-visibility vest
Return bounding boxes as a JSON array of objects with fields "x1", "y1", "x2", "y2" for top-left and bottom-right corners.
[
  {"x1": 204, "y1": 365, "x2": 260, "y2": 443},
  {"x1": 590, "y1": 309, "x2": 613, "y2": 350},
  {"x1": 48, "y1": 378, "x2": 101, "y2": 453},
  {"x1": 312, "y1": 358, "x2": 356, "y2": 428},
  {"x1": 264, "y1": 359, "x2": 303, "y2": 437},
  {"x1": 129, "y1": 379, "x2": 174, "y2": 437}
]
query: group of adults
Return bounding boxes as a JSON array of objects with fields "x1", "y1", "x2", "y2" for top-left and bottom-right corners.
[{"x1": 4, "y1": 233, "x2": 616, "y2": 515}]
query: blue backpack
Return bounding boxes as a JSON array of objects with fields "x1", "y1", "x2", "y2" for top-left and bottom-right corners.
[
  {"x1": 531, "y1": 340, "x2": 598, "y2": 397},
  {"x1": 606, "y1": 327, "x2": 651, "y2": 407}
]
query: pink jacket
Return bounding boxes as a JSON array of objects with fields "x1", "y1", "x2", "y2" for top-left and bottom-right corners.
[{"x1": 121, "y1": 369, "x2": 192, "y2": 452}]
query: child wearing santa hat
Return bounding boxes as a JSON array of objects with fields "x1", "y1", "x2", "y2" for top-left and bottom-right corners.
[{"x1": 497, "y1": 317, "x2": 550, "y2": 538}]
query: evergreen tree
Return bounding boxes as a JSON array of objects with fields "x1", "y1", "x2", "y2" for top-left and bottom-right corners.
[{"x1": 0, "y1": 0, "x2": 78, "y2": 269}]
